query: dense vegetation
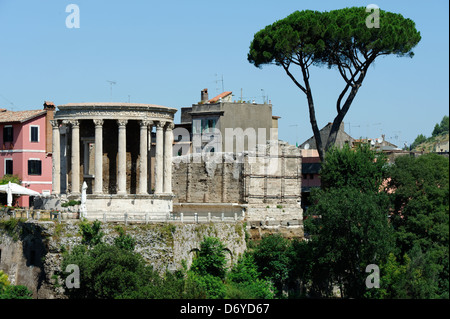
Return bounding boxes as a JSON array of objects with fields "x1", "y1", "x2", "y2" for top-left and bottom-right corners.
[
  {"x1": 0, "y1": 270, "x2": 32, "y2": 299},
  {"x1": 60, "y1": 222, "x2": 275, "y2": 299}
]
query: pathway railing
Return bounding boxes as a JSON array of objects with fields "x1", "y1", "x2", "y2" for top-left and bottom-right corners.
[{"x1": 0, "y1": 208, "x2": 244, "y2": 224}]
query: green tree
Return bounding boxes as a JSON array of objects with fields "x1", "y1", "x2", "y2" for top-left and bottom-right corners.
[
  {"x1": 387, "y1": 153, "x2": 449, "y2": 298},
  {"x1": 61, "y1": 243, "x2": 159, "y2": 299},
  {"x1": 78, "y1": 219, "x2": 104, "y2": 247},
  {"x1": 190, "y1": 237, "x2": 227, "y2": 279},
  {"x1": 432, "y1": 115, "x2": 449, "y2": 137},
  {"x1": 252, "y1": 233, "x2": 292, "y2": 296},
  {"x1": 410, "y1": 133, "x2": 427, "y2": 150},
  {"x1": 319, "y1": 143, "x2": 387, "y2": 193},
  {"x1": 188, "y1": 237, "x2": 228, "y2": 299},
  {"x1": 226, "y1": 252, "x2": 275, "y2": 299},
  {"x1": 306, "y1": 187, "x2": 394, "y2": 298},
  {"x1": 248, "y1": 7, "x2": 421, "y2": 161}
]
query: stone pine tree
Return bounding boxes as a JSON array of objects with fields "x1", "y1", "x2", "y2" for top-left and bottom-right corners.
[{"x1": 248, "y1": 7, "x2": 421, "y2": 161}]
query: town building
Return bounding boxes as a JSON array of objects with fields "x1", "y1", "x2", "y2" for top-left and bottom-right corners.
[
  {"x1": 178, "y1": 89, "x2": 280, "y2": 154},
  {"x1": 299, "y1": 122, "x2": 354, "y2": 150},
  {"x1": 0, "y1": 102, "x2": 55, "y2": 207}
]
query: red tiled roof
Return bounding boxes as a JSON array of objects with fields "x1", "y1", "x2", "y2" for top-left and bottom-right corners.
[
  {"x1": 0, "y1": 109, "x2": 47, "y2": 124},
  {"x1": 208, "y1": 91, "x2": 232, "y2": 103}
]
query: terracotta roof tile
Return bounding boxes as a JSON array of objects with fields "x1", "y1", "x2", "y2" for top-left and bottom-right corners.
[
  {"x1": 0, "y1": 109, "x2": 47, "y2": 124},
  {"x1": 208, "y1": 91, "x2": 232, "y2": 103}
]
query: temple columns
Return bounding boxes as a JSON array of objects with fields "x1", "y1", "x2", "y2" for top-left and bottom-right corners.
[
  {"x1": 117, "y1": 119, "x2": 128, "y2": 195},
  {"x1": 163, "y1": 122, "x2": 174, "y2": 194},
  {"x1": 70, "y1": 120, "x2": 80, "y2": 195},
  {"x1": 51, "y1": 120, "x2": 60, "y2": 195},
  {"x1": 154, "y1": 121, "x2": 165, "y2": 194},
  {"x1": 139, "y1": 120, "x2": 152, "y2": 194},
  {"x1": 94, "y1": 119, "x2": 104, "y2": 194}
]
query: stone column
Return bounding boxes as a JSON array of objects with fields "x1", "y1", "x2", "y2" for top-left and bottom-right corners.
[
  {"x1": 147, "y1": 122, "x2": 153, "y2": 193},
  {"x1": 154, "y1": 120, "x2": 165, "y2": 194},
  {"x1": 51, "y1": 120, "x2": 60, "y2": 195},
  {"x1": 70, "y1": 120, "x2": 80, "y2": 195},
  {"x1": 138, "y1": 120, "x2": 151, "y2": 194},
  {"x1": 94, "y1": 119, "x2": 104, "y2": 195},
  {"x1": 163, "y1": 122, "x2": 174, "y2": 194},
  {"x1": 117, "y1": 119, "x2": 128, "y2": 195}
]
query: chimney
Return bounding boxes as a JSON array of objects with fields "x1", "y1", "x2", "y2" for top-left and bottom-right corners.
[
  {"x1": 201, "y1": 88, "x2": 209, "y2": 103},
  {"x1": 44, "y1": 101, "x2": 55, "y2": 153}
]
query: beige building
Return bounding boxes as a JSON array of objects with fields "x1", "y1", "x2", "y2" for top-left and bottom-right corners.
[{"x1": 179, "y1": 89, "x2": 280, "y2": 154}]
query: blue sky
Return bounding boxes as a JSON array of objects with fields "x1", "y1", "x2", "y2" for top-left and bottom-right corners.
[{"x1": 0, "y1": 0, "x2": 448, "y2": 147}]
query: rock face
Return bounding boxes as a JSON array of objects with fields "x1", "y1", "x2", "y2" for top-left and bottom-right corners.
[{"x1": 0, "y1": 219, "x2": 246, "y2": 299}]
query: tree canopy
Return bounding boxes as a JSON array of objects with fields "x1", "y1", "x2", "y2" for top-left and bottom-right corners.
[{"x1": 248, "y1": 7, "x2": 421, "y2": 160}]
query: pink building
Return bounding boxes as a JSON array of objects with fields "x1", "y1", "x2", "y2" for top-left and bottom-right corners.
[
  {"x1": 0, "y1": 102, "x2": 55, "y2": 207},
  {"x1": 300, "y1": 149, "x2": 322, "y2": 212}
]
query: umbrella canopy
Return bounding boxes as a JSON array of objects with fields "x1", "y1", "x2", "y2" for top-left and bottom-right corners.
[{"x1": 0, "y1": 182, "x2": 41, "y2": 196}]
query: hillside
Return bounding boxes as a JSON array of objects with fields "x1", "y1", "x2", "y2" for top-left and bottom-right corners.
[{"x1": 412, "y1": 132, "x2": 449, "y2": 152}]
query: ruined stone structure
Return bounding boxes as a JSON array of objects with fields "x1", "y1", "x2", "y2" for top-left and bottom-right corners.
[
  {"x1": 51, "y1": 102, "x2": 177, "y2": 219},
  {"x1": 172, "y1": 141, "x2": 303, "y2": 235}
]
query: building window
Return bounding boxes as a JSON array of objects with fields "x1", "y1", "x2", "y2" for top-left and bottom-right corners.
[
  {"x1": 28, "y1": 159, "x2": 42, "y2": 175},
  {"x1": 5, "y1": 159, "x2": 13, "y2": 175},
  {"x1": 207, "y1": 119, "x2": 216, "y2": 132},
  {"x1": 3, "y1": 125, "x2": 13, "y2": 142},
  {"x1": 30, "y1": 126, "x2": 39, "y2": 142}
]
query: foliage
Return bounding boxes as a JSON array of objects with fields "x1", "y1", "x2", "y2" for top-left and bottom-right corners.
[
  {"x1": 306, "y1": 186, "x2": 394, "y2": 298},
  {"x1": 0, "y1": 285, "x2": 33, "y2": 299},
  {"x1": 226, "y1": 252, "x2": 275, "y2": 299},
  {"x1": 113, "y1": 226, "x2": 136, "y2": 251},
  {"x1": 252, "y1": 233, "x2": 292, "y2": 296},
  {"x1": 0, "y1": 270, "x2": 32, "y2": 299},
  {"x1": 320, "y1": 143, "x2": 387, "y2": 193},
  {"x1": 411, "y1": 115, "x2": 449, "y2": 150},
  {"x1": 0, "y1": 271, "x2": 10, "y2": 289},
  {"x1": 190, "y1": 237, "x2": 227, "y2": 279},
  {"x1": 0, "y1": 174, "x2": 21, "y2": 185},
  {"x1": 248, "y1": 7, "x2": 420, "y2": 160},
  {"x1": 61, "y1": 200, "x2": 81, "y2": 207},
  {"x1": 387, "y1": 153, "x2": 449, "y2": 298},
  {"x1": 410, "y1": 134, "x2": 428, "y2": 150},
  {"x1": 61, "y1": 243, "x2": 159, "y2": 299},
  {"x1": 78, "y1": 219, "x2": 104, "y2": 247},
  {"x1": 432, "y1": 115, "x2": 449, "y2": 137}
]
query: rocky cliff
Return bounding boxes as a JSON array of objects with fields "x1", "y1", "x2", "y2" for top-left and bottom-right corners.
[{"x1": 0, "y1": 219, "x2": 247, "y2": 299}]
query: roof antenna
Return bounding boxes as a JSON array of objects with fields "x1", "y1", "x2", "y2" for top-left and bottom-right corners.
[
  {"x1": 107, "y1": 80, "x2": 116, "y2": 101},
  {"x1": 0, "y1": 93, "x2": 15, "y2": 111}
]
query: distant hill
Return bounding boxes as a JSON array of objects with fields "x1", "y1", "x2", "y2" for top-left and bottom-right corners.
[{"x1": 412, "y1": 132, "x2": 449, "y2": 152}]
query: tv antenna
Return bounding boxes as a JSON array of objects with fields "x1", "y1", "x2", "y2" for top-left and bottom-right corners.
[
  {"x1": 107, "y1": 80, "x2": 116, "y2": 101},
  {"x1": 261, "y1": 89, "x2": 268, "y2": 104},
  {"x1": 0, "y1": 93, "x2": 15, "y2": 110},
  {"x1": 214, "y1": 74, "x2": 224, "y2": 93}
]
